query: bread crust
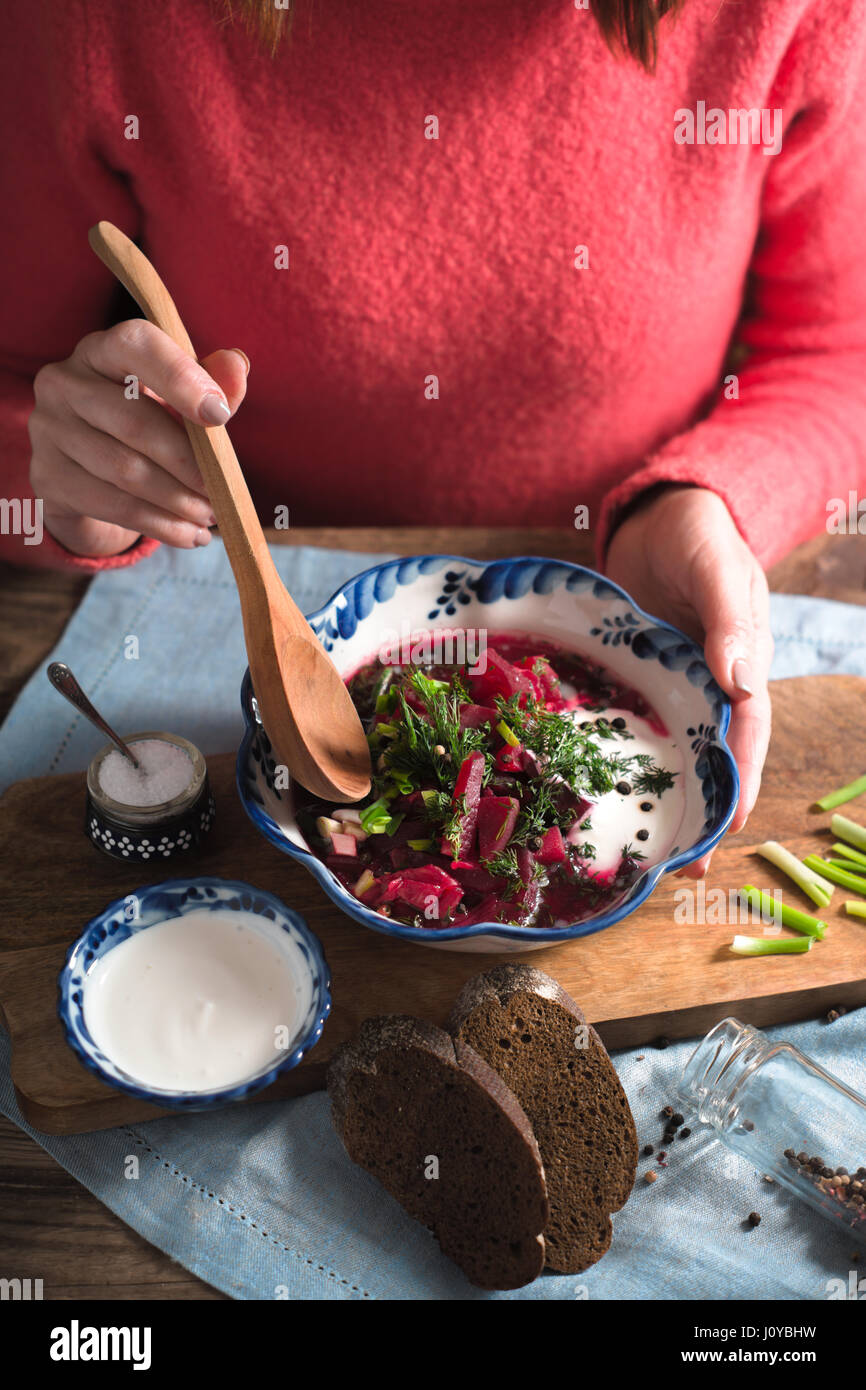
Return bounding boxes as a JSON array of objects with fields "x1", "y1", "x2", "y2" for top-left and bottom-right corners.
[
  {"x1": 449, "y1": 964, "x2": 638, "y2": 1274},
  {"x1": 327, "y1": 1013, "x2": 548, "y2": 1289}
]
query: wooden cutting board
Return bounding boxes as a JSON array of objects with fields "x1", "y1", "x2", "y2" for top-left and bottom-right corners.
[{"x1": 2, "y1": 674, "x2": 865, "y2": 1135}]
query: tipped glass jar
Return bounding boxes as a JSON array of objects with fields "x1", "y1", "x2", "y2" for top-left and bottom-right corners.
[
  {"x1": 679, "y1": 1017, "x2": 866, "y2": 1242},
  {"x1": 85, "y1": 731, "x2": 215, "y2": 864}
]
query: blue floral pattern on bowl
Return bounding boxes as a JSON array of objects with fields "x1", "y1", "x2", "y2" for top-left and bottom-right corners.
[
  {"x1": 236, "y1": 555, "x2": 739, "y2": 953},
  {"x1": 58, "y1": 877, "x2": 331, "y2": 1108}
]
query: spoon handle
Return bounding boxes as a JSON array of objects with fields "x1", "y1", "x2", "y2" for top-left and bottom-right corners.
[
  {"x1": 87, "y1": 222, "x2": 308, "y2": 636},
  {"x1": 46, "y1": 663, "x2": 141, "y2": 767}
]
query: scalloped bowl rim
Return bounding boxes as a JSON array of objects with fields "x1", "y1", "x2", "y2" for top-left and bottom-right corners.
[
  {"x1": 57, "y1": 876, "x2": 332, "y2": 1107},
  {"x1": 236, "y1": 554, "x2": 739, "y2": 945}
]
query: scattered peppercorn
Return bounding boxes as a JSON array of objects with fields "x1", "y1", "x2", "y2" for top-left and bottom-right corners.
[
  {"x1": 611, "y1": 716, "x2": 627, "y2": 730},
  {"x1": 615, "y1": 781, "x2": 632, "y2": 795},
  {"x1": 644, "y1": 1171, "x2": 658, "y2": 1184},
  {"x1": 642, "y1": 1144, "x2": 654, "y2": 1157},
  {"x1": 747, "y1": 1211, "x2": 761, "y2": 1228},
  {"x1": 743, "y1": 1121, "x2": 755, "y2": 1131},
  {"x1": 671, "y1": 1113, "x2": 684, "y2": 1127},
  {"x1": 662, "y1": 1105, "x2": 674, "y2": 1118},
  {"x1": 828, "y1": 1010, "x2": 840, "y2": 1022},
  {"x1": 636, "y1": 828, "x2": 650, "y2": 841},
  {"x1": 640, "y1": 801, "x2": 653, "y2": 812},
  {"x1": 655, "y1": 1037, "x2": 670, "y2": 1050},
  {"x1": 679, "y1": 1127, "x2": 692, "y2": 1139}
]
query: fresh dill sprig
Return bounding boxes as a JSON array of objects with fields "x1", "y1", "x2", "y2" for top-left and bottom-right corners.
[
  {"x1": 630, "y1": 763, "x2": 677, "y2": 798},
  {"x1": 494, "y1": 694, "x2": 617, "y2": 799},
  {"x1": 379, "y1": 674, "x2": 489, "y2": 790},
  {"x1": 483, "y1": 847, "x2": 520, "y2": 882},
  {"x1": 621, "y1": 842, "x2": 648, "y2": 863}
]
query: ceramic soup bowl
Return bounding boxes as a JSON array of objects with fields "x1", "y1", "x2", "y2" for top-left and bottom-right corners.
[{"x1": 237, "y1": 555, "x2": 738, "y2": 952}]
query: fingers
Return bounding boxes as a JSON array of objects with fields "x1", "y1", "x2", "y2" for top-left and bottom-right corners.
[
  {"x1": 35, "y1": 439, "x2": 214, "y2": 551},
  {"x1": 199, "y1": 348, "x2": 249, "y2": 416},
  {"x1": 38, "y1": 413, "x2": 217, "y2": 530},
  {"x1": 689, "y1": 534, "x2": 769, "y2": 701},
  {"x1": 30, "y1": 332, "x2": 252, "y2": 559},
  {"x1": 725, "y1": 676, "x2": 773, "y2": 836},
  {"x1": 75, "y1": 321, "x2": 243, "y2": 427},
  {"x1": 42, "y1": 360, "x2": 208, "y2": 496}
]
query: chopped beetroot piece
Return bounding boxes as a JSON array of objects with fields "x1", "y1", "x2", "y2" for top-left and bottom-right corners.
[
  {"x1": 393, "y1": 789, "x2": 423, "y2": 809},
  {"x1": 453, "y1": 751, "x2": 486, "y2": 803},
  {"x1": 454, "y1": 893, "x2": 501, "y2": 926},
  {"x1": 495, "y1": 745, "x2": 524, "y2": 775},
  {"x1": 516, "y1": 846, "x2": 536, "y2": 884},
  {"x1": 512, "y1": 879, "x2": 543, "y2": 923},
  {"x1": 440, "y1": 814, "x2": 480, "y2": 861},
  {"x1": 459, "y1": 703, "x2": 498, "y2": 729},
  {"x1": 449, "y1": 863, "x2": 506, "y2": 895},
  {"x1": 379, "y1": 865, "x2": 464, "y2": 918},
  {"x1": 359, "y1": 879, "x2": 387, "y2": 906},
  {"x1": 477, "y1": 795, "x2": 519, "y2": 859},
  {"x1": 443, "y1": 751, "x2": 485, "y2": 860},
  {"x1": 536, "y1": 825, "x2": 567, "y2": 864},
  {"x1": 389, "y1": 845, "x2": 409, "y2": 869},
  {"x1": 518, "y1": 656, "x2": 562, "y2": 705},
  {"x1": 469, "y1": 649, "x2": 535, "y2": 704},
  {"x1": 560, "y1": 794, "x2": 593, "y2": 824},
  {"x1": 330, "y1": 832, "x2": 358, "y2": 857},
  {"x1": 388, "y1": 817, "x2": 428, "y2": 847}
]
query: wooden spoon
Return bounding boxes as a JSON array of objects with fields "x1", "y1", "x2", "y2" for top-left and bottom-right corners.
[{"x1": 88, "y1": 220, "x2": 371, "y2": 802}]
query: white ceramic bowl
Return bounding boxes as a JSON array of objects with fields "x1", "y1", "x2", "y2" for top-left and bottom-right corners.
[{"x1": 237, "y1": 555, "x2": 738, "y2": 952}]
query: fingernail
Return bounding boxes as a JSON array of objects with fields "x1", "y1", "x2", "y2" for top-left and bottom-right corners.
[
  {"x1": 194, "y1": 528, "x2": 212, "y2": 547},
  {"x1": 200, "y1": 393, "x2": 231, "y2": 425},
  {"x1": 230, "y1": 348, "x2": 251, "y2": 375},
  {"x1": 732, "y1": 658, "x2": 752, "y2": 695}
]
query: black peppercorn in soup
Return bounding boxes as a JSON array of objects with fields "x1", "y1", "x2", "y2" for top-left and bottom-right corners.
[{"x1": 300, "y1": 633, "x2": 684, "y2": 931}]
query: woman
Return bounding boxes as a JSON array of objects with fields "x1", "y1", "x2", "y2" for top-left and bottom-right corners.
[{"x1": 3, "y1": 0, "x2": 865, "y2": 870}]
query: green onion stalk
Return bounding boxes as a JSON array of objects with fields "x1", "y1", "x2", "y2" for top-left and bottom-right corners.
[
  {"x1": 730, "y1": 935, "x2": 813, "y2": 957},
  {"x1": 738, "y1": 886, "x2": 827, "y2": 939},
  {"x1": 754, "y1": 841, "x2": 834, "y2": 909}
]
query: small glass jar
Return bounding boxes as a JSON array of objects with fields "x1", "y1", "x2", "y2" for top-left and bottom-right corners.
[
  {"x1": 85, "y1": 730, "x2": 215, "y2": 864},
  {"x1": 678, "y1": 1017, "x2": 866, "y2": 1242}
]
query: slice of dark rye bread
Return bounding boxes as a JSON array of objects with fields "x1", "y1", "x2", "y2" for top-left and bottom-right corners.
[
  {"x1": 449, "y1": 964, "x2": 638, "y2": 1275},
  {"x1": 327, "y1": 1015, "x2": 549, "y2": 1289}
]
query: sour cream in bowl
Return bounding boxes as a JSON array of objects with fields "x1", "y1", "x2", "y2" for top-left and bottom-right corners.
[{"x1": 58, "y1": 878, "x2": 331, "y2": 1109}]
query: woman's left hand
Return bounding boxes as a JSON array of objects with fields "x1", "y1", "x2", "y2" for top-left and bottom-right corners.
[{"x1": 604, "y1": 484, "x2": 773, "y2": 878}]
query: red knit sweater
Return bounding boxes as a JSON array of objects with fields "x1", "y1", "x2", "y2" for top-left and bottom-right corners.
[{"x1": 2, "y1": 0, "x2": 866, "y2": 573}]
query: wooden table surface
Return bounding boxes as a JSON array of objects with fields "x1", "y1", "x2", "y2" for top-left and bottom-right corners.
[{"x1": 1, "y1": 525, "x2": 863, "y2": 1300}]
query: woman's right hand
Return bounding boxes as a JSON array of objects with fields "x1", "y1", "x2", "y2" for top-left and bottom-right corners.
[{"x1": 28, "y1": 320, "x2": 250, "y2": 558}]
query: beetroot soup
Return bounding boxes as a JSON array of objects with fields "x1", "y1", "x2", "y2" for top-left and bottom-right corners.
[{"x1": 299, "y1": 634, "x2": 684, "y2": 931}]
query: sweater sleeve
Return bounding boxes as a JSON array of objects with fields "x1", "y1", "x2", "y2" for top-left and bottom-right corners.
[
  {"x1": 0, "y1": 4, "x2": 158, "y2": 572},
  {"x1": 596, "y1": 5, "x2": 866, "y2": 572}
]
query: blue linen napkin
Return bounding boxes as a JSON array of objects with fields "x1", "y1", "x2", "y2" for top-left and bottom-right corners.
[{"x1": 1, "y1": 540, "x2": 865, "y2": 1300}]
